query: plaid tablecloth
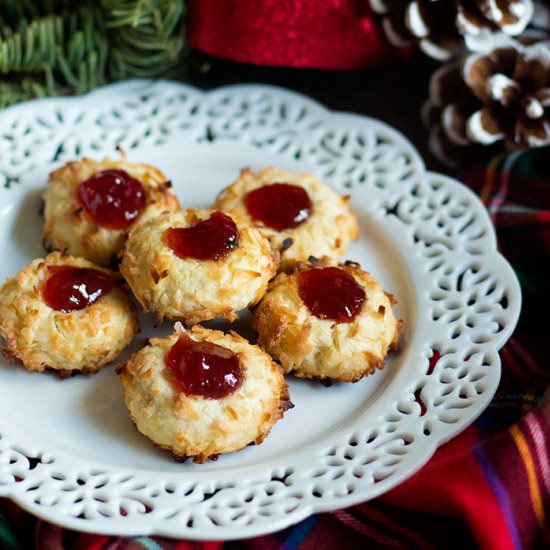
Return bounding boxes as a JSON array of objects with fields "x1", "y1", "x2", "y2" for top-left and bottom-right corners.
[{"x1": 1, "y1": 146, "x2": 549, "y2": 550}]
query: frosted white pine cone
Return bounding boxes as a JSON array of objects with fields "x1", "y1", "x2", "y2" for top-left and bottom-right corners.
[
  {"x1": 368, "y1": 0, "x2": 535, "y2": 59},
  {"x1": 423, "y1": 39, "x2": 550, "y2": 166}
]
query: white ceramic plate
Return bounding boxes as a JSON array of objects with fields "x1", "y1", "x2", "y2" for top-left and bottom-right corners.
[{"x1": 0, "y1": 81, "x2": 521, "y2": 540}]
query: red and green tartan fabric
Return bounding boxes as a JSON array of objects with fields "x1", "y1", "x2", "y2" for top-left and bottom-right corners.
[{"x1": 1, "y1": 146, "x2": 549, "y2": 549}]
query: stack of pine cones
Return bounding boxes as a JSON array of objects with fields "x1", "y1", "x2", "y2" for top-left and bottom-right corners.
[{"x1": 369, "y1": 0, "x2": 550, "y2": 166}]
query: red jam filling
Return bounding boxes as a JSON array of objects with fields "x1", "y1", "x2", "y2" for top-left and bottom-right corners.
[
  {"x1": 165, "y1": 333, "x2": 243, "y2": 399},
  {"x1": 77, "y1": 169, "x2": 147, "y2": 230},
  {"x1": 163, "y1": 211, "x2": 238, "y2": 261},
  {"x1": 244, "y1": 183, "x2": 312, "y2": 231},
  {"x1": 298, "y1": 267, "x2": 366, "y2": 323},
  {"x1": 42, "y1": 265, "x2": 114, "y2": 312}
]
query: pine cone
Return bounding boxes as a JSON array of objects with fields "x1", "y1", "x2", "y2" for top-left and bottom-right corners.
[
  {"x1": 423, "y1": 40, "x2": 550, "y2": 167},
  {"x1": 368, "y1": 0, "x2": 535, "y2": 59}
]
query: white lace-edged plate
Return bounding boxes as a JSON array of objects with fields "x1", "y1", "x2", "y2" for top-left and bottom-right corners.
[{"x1": 0, "y1": 81, "x2": 521, "y2": 539}]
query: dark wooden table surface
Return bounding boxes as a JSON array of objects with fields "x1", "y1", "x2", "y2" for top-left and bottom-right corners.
[{"x1": 183, "y1": 51, "x2": 450, "y2": 175}]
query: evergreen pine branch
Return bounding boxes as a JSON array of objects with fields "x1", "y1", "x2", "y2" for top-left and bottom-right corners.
[
  {"x1": 104, "y1": 0, "x2": 185, "y2": 79},
  {"x1": 0, "y1": 0, "x2": 186, "y2": 108},
  {"x1": 0, "y1": 1, "x2": 83, "y2": 29}
]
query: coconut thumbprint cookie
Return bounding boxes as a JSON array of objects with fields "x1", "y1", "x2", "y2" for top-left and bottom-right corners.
[
  {"x1": 253, "y1": 261, "x2": 401, "y2": 382},
  {"x1": 214, "y1": 167, "x2": 358, "y2": 269},
  {"x1": 117, "y1": 325, "x2": 291, "y2": 462},
  {"x1": 120, "y1": 209, "x2": 278, "y2": 324},
  {"x1": 0, "y1": 252, "x2": 139, "y2": 376},
  {"x1": 43, "y1": 157, "x2": 179, "y2": 266}
]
